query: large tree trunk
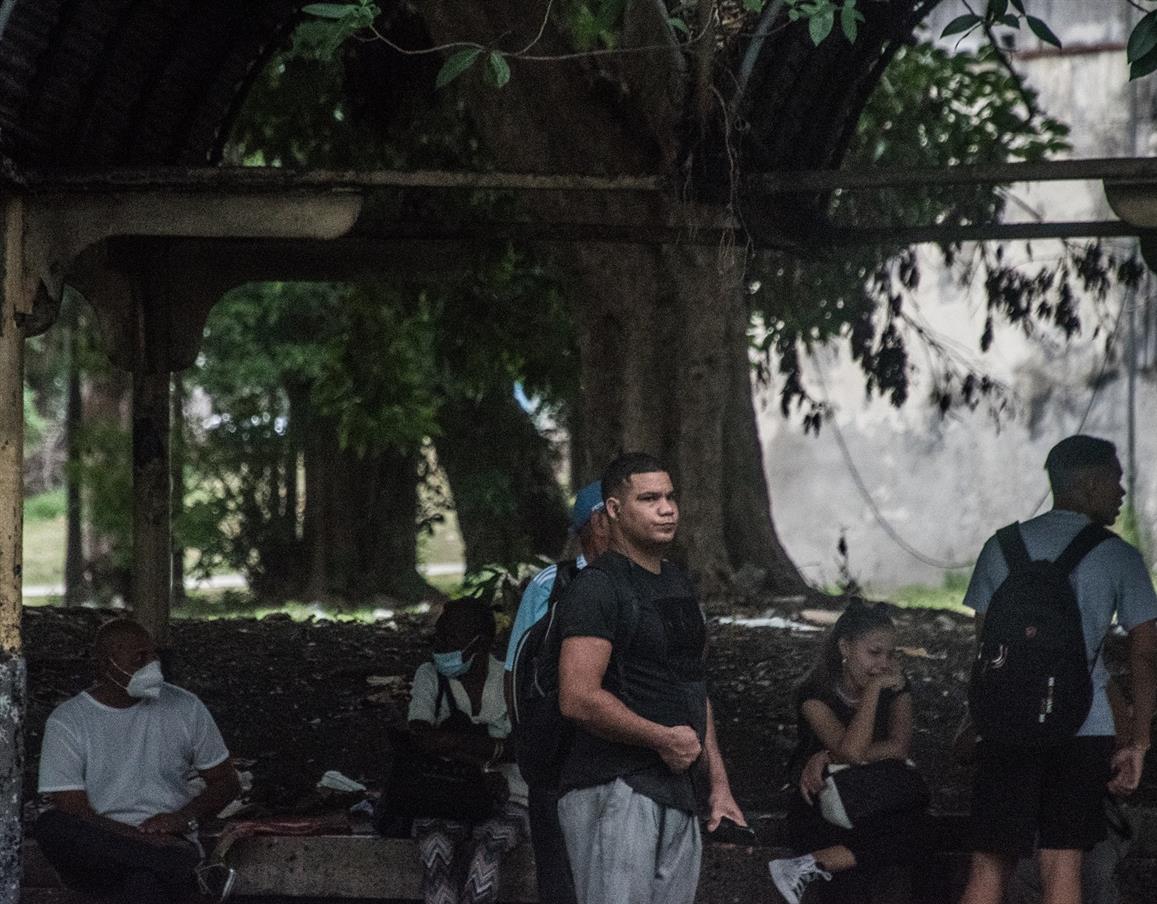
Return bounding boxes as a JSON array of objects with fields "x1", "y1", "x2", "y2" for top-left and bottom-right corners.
[
  {"x1": 435, "y1": 389, "x2": 569, "y2": 573},
  {"x1": 570, "y1": 238, "x2": 811, "y2": 595},
  {"x1": 418, "y1": 0, "x2": 815, "y2": 599},
  {"x1": 299, "y1": 413, "x2": 438, "y2": 603}
]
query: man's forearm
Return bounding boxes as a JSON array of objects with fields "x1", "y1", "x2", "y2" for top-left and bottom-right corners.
[
  {"x1": 179, "y1": 774, "x2": 241, "y2": 821},
  {"x1": 562, "y1": 685, "x2": 672, "y2": 752},
  {"x1": 703, "y1": 700, "x2": 732, "y2": 796}
]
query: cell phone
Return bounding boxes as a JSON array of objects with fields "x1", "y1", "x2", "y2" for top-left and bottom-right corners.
[{"x1": 707, "y1": 816, "x2": 757, "y2": 844}]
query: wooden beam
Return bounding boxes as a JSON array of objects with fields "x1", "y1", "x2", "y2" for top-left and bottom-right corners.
[
  {"x1": 23, "y1": 191, "x2": 363, "y2": 307},
  {"x1": 23, "y1": 167, "x2": 668, "y2": 194},
  {"x1": 0, "y1": 196, "x2": 27, "y2": 904},
  {"x1": 748, "y1": 157, "x2": 1157, "y2": 193},
  {"x1": 23, "y1": 157, "x2": 1157, "y2": 195}
]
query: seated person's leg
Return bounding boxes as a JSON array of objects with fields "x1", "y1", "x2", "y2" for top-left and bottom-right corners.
[
  {"x1": 34, "y1": 809, "x2": 200, "y2": 896},
  {"x1": 414, "y1": 817, "x2": 470, "y2": 904},
  {"x1": 462, "y1": 804, "x2": 530, "y2": 904}
]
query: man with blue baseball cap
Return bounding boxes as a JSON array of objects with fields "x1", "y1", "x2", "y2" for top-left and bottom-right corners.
[{"x1": 504, "y1": 481, "x2": 609, "y2": 904}]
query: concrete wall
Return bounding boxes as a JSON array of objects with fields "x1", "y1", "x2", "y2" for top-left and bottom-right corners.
[{"x1": 761, "y1": 6, "x2": 1157, "y2": 592}]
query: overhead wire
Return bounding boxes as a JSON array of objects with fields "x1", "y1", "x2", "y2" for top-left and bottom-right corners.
[{"x1": 810, "y1": 286, "x2": 1132, "y2": 571}]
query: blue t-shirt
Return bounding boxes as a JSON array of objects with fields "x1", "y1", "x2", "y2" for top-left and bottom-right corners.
[
  {"x1": 504, "y1": 554, "x2": 587, "y2": 671},
  {"x1": 964, "y1": 509, "x2": 1157, "y2": 736}
]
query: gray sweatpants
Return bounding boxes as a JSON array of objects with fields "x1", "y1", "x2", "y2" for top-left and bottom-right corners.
[{"x1": 557, "y1": 778, "x2": 701, "y2": 904}]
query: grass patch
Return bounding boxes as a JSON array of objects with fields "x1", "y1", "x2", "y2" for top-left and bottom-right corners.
[
  {"x1": 171, "y1": 590, "x2": 432, "y2": 623},
  {"x1": 885, "y1": 582, "x2": 971, "y2": 614},
  {"x1": 23, "y1": 510, "x2": 65, "y2": 587},
  {"x1": 25, "y1": 488, "x2": 66, "y2": 522},
  {"x1": 418, "y1": 510, "x2": 465, "y2": 568}
]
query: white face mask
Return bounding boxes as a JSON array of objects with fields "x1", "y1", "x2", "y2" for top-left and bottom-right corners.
[{"x1": 111, "y1": 659, "x2": 164, "y2": 699}]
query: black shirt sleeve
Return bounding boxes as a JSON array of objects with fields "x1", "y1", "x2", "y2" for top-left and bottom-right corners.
[{"x1": 557, "y1": 567, "x2": 620, "y2": 643}]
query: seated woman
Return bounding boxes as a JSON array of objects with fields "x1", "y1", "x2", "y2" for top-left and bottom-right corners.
[
  {"x1": 768, "y1": 599, "x2": 929, "y2": 904},
  {"x1": 407, "y1": 599, "x2": 529, "y2": 904}
]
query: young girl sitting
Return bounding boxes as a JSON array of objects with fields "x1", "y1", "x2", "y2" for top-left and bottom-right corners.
[{"x1": 768, "y1": 599, "x2": 929, "y2": 904}]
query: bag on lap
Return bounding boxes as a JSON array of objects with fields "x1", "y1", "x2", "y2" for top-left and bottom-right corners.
[
  {"x1": 818, "y1": 758, "x2": 929, "y2": 829},
  {"x1": 968, "y1": 521, "x2": 1111, "y2": 747},
  {"x1": 376, "y1": 675, "x2": 498, "y2": 825}
]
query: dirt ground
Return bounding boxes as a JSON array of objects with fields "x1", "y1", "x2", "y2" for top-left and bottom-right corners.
[{"x1": 21, "y1": 601, "x2": 1157, "y2": 822}]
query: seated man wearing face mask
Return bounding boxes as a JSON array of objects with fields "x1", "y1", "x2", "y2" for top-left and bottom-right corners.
[{"x1": 35, "y1": 618, "x2": 241, "y2": 903}]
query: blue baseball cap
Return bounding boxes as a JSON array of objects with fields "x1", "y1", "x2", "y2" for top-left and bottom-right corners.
[{"x1": 571, "y1": 481, "x2": 605, "y2": 533}]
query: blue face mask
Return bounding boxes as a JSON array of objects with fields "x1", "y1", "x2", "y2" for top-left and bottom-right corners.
[{"x1": 433, "y1": 635, "x2": 482, "y2": 678}]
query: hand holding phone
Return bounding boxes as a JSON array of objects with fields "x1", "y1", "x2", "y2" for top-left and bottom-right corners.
[{"x1": 706, "y1": 816, "x2": 757, "y2": 844}]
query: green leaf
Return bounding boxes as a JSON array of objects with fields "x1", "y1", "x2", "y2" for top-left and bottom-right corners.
[
  {"x1": 1025, "y1": 15, "x2": 1061, "y2": 48},
  {"x1": 940, "y1": 14, "x2": 982, "y2": 38},
  {"x1": 840, "y1": 1, "x2": 862, "y2": 42},
  {"x1": 1009, "y1": 0, "x2": 1025, "y2": 11},
  {"x1": 986, "y1": 0, "x2": 1008, "y2": 21},
  {"x1": 997, "y1": 14, "x2": 1019, "y2": 28},
  {"x1": 743, "y1": 0, "x2": 764, "y2": 11},
  {"x1": 1131, "y1": 44, "x2": 1157, "y2": 81},
  {"x1": 435, "y1": 48, "x2": 482, "y2": 89},
  {"x1": 301, "y1": 3, "x2": 356, "y2": 19},
  {"x1": 809, "y1": 7, "x2": 835, "y2": 45},
  {"x1": 1128, "y1": 11, "x2": 1157, "y2": 64},
  {"x1": 667, "y1": 16, "x2": 690, "y2": 35},
  {"x1": 486, "y1": 51, "x2": 511, "y2": 89}
]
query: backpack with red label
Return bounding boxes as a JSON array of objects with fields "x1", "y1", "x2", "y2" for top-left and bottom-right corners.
[{"x1": 969, "y1": 521, "x2": 1111, "y2": 747}]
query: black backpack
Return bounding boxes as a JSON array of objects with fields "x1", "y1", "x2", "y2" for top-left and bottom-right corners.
[
  {"x1": 968, "y1": 521, "x2": 1111, "y2": 747},
  {"x1": 510, "y1": 557, "x2": 640, "y2": 789}
]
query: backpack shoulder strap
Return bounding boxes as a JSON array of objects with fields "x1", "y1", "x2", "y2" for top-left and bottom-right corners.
[
  {"x1": 995, "y1": 522, "x2": 1031, "y2": 571},
  {"x1": 546, "y1": 559, "x2": 580, "y2": 608},
  {"x1": 435, "y1": 672, "x2": 462, "y2": 721},
  {"x1": 584, "y1": 555, "x2": 644, "y2": 701},
  {"x1": 1054, "y1": 524, "x2": 1114, "y2": 576}
]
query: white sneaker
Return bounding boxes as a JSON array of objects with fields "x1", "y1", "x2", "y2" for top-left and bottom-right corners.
[{"x1": 768, "y1": 854, "x2": 832, "y2": 904}]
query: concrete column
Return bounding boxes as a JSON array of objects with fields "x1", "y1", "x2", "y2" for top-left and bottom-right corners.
[
  {"x1": 0, "y1": 198, "x2": 28, "y2": 904},
  {"x1": 131, "y1": 370, "x2": 172, "y2": 649}
]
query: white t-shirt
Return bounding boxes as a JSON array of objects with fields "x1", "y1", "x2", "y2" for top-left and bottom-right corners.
[
  {"x1": 964, "y1": 509, "x2": 1157, "y2": 736},
  {"x1": 408, "y1": 655, "x2": 528, "y2": 806},
  {"x1": 38, "y1": 683, "x2": 230, "y2": 826}
]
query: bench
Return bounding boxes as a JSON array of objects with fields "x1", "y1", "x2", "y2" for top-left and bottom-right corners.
[{"x1": 21, "y1": 809, "x2": 1157, "y2": 903}]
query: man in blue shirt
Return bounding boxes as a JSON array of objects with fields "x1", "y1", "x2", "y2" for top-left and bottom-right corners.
[{"x1": 504, "y1": 481, "x2": 609, "y2": 904}]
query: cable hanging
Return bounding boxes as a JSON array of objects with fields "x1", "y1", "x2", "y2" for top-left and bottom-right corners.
[{"x1": 810, "y1": 293, "x2": 1130, "y2": 571}]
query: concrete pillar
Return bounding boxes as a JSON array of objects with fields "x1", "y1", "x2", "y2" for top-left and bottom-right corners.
[
  {"x1": 0, "y1": 198, "x2": 28, "y2": 904},
  {"x1": 132, "y1": 370, "x2": 172, "y2": 649}
]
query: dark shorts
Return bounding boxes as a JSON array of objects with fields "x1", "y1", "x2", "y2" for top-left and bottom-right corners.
[{"x1": 968, "y1": 736, "x2": 1114, "y2": 857}]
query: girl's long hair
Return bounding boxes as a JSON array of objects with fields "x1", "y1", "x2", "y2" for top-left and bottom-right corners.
[{"x1": 802, "y1": 598, "x2": 895, "y2": 695}]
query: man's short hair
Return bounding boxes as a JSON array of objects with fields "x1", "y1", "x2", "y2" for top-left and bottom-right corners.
[
  {"x1": 93, "y1": 618, "x2": 150, "y2": 661},
  {"x1": 1045, "y1": 435, "x2": 1117, "y2": 494},
  {"x1": 601, "y1": 452, "x2": 669, "y2": 502}
]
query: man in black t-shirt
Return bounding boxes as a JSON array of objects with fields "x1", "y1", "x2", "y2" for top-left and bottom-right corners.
[{"x1": 556, "y1": 452, "x2": 747, "y2": 904}]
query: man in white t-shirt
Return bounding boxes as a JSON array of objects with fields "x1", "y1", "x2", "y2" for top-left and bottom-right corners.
[
  {"x1": 35, "y1": 618, "x2": 241, "y2": 903},
  {"x1": 960, "y1": 436, "x2": 1157, "y2": 904}
]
